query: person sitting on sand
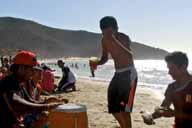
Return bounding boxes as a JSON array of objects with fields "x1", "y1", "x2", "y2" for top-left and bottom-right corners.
[
  {"x1": 28, "y1": 64, "x2": 68, "y2": 103},
  {"x1": 41, "y1": 63, "x2": 55, "y2": 93},
  {"x1": 96, "y1": 16, "x2": 138, "y2": 128},
  {"x1": 22, "y1": 64, "x2": 68, "y2": 128},
  {"x1": 57, "y1": 60, "x2": 76, "y2": 92},
  {"x1": 22, "y1": 64, "x2": 44, "y2": 128},
  {"x1": 142, "y1": 51, "x2": 192, "y2": 128},
  {"x1": 25, "y1": 64, "x2": 43, "y2": 101}
]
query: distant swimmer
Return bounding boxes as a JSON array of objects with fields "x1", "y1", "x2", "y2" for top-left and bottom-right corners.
[
  {"x1": 70, "y1": 63, "x2": 74, "y2": 68},
  {"x1": 75, "y1": 63, "x2": 79, "y2": 69}
]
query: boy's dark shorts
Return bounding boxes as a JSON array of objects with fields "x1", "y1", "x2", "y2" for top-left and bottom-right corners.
[{"x1": 108, "y1": 67, "x2": 137, "y2": 113}]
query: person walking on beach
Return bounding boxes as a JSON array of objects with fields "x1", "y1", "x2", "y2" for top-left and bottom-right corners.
[
  {"x1": 89, "y1": 57, "x2": 97, "y2": 77},
  {"x1": 142, "y1": 51, "x2": 192, "y2": 128},
  {"x1": 95, "y1": 16, "x2": 137, "y2": 128}
]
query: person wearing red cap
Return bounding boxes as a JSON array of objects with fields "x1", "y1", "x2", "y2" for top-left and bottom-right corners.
[
  {"x1": 0, "y1": 50, "x2": 61, "y2": 128},
  {"x1": 22, "y1": 63, "x2": 68, "y2": 128}
]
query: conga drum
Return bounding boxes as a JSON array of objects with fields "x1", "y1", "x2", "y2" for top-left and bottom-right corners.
[{"x1": 48, "y1": 104, "x2": 88, "y2": 128}]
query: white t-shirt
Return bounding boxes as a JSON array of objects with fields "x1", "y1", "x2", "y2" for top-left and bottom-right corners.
[{"x1": 68, "y1": 70, "x2": 76, "y2": 83}]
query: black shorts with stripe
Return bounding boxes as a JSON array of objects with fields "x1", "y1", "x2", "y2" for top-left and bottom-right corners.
[{"x1": 108, "y1": 67, "x2": 137, "y2": 113}]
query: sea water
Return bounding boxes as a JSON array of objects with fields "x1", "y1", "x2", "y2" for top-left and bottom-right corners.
[{"x1": 42, "y1": 58, "x2": 192, "y2": 94}]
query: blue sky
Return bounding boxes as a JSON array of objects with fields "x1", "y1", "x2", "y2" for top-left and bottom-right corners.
[{"x1": 0, "y1": 0, "x2": 192, "y2": 63}]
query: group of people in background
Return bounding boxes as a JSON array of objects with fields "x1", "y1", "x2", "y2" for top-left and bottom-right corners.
[
  {"x1": 0, "y1": 56, "x2": 77, "y2": 94},
  {"x1": 0, "y1": 50, "x2": 77, "y2": 128},
  {"x1": 0, "y1": 56, "x2": 11, "y2": 80}
]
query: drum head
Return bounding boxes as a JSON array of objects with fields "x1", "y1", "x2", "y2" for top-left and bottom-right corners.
[{"x1": 54, "y1": 104, "x2": 87, "y2": 113}]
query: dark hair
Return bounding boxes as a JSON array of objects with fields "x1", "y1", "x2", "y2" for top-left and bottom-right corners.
[
  {"x1": 10, "y1": 64, "x2": 32, "y2": 73},
  {"x1": 42, "y1": 64, "x2": 52, "y2": 71},
  {"x1": 100, "y1": 16, "x2": 118, "y2": 30},
  {"x1": 57, "y1": 60, "x2": 63, "y2": 64},
  {"x1": 165, "y1": 51, "x2": 188, "y2": 68},
  {"x1": 10, "y1": 64, "x2": 20, "y2": 73},
  {"x1": 3, "y1": 58, "x2": 9, "y2": 62}
]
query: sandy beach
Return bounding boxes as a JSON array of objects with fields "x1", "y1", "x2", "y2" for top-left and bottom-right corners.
[{"x1": 52, "y1": 78, "x2": 174, "y2": 128}]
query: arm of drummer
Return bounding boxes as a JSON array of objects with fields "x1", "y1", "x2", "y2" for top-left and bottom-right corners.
[
  {"x1": 12, "y1": 93, "x2": 61, "y2": 114},
  {"x1": 97, "y1": 38, "x2": 109, "y2": 66},
  {"x1": 21, "y1": 90, "x2": 46, "y2": 104},
  {"x1": 44, "y1": 96, "x2": 69, "y2": 104}
]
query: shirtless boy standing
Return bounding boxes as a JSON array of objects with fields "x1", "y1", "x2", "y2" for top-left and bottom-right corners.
[{"x1": 96, "y1": 16, "x2": 138, "y2": 128}]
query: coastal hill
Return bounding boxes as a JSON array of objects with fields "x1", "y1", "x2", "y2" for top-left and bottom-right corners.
[{"x1": 0, "y1": 17, "x2": 169, "y2": 59}]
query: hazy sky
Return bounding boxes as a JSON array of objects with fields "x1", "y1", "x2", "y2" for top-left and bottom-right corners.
[{"x1": 0, "y1": 0, "x2": 192, "y2": 60}]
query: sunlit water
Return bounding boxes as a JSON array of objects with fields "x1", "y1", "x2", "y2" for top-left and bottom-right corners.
[{"x1": 42, "y1": 58, "x2": 192, "y2": 95}]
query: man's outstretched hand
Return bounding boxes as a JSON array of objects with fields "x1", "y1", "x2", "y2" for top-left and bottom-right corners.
[{"x1": 141, "y1": 111, "x2": 155, "y2": 125}]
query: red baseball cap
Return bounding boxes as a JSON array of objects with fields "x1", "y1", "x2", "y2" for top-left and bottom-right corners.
[{"x1": 13, "y1": 50, "x2": 38, "y2": 66}]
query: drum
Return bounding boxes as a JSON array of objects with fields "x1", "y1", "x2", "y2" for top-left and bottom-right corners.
[{"x1": 48, "y1": 104, "x2": 88, "y2": 128}]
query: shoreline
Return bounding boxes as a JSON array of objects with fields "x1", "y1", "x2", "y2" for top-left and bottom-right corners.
[{"x1": 77, "y1": 77, "x2": 165, "y2": 100}]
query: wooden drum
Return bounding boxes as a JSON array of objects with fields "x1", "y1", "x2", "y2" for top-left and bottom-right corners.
[{"x1": 48, "y1": 104, "x2": 88, "y2": 128}]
